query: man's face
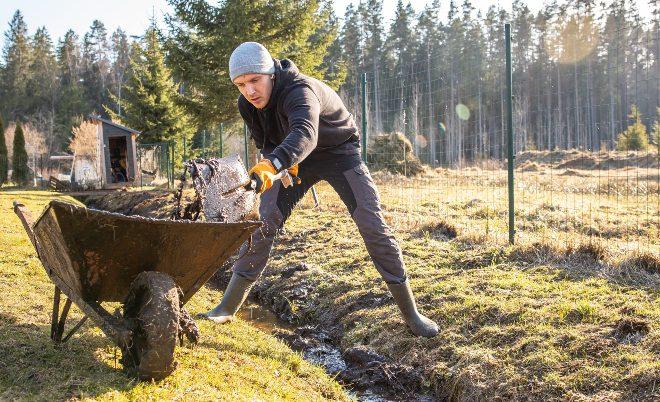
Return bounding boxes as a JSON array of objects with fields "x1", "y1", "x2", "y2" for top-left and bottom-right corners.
[{"x1": 233, "y1": 73, "x2": 274, "y2": 109}]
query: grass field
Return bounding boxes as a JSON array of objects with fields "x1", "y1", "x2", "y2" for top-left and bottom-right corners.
[
  {"x1": 1, "y1": 149, "x2": 658, "y2": 401},
  {"x1": 0, "y1": 190, "x2": 347, "y2": 401},
  {"x1": 253, "y1": 150, "x2": 658, "y2": 400},
  {"x1": 262, "y1": 183, "x2": 659, "y2": 400}
]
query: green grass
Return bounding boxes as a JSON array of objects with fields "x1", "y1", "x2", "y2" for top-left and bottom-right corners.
[
  {"x1": 4, "y1": 154, "x2": 657, "y2": 400},
  {"x1": 257, "y1": 174, "x2": 660, "y2": 401},
  {"x1": 0, "y1": 190, "x2": 347, "y2": 401}
]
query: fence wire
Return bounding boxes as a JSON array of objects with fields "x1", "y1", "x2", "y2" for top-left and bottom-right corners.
[{"x1": 348, "y1": 15, "x2": 658, "y2": 257}]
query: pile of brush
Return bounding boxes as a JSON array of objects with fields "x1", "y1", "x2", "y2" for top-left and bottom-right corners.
[{"x1": 367, "y1": 132, "x2": 425, "y2": 176}]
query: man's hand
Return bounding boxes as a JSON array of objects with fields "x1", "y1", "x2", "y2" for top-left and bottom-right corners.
[
  {"x1": 248, "y1": 159, "x2": 277, "y2": 193},
  {"x1": 287, "y1": 164, "x2": 301, "y2": 185}
]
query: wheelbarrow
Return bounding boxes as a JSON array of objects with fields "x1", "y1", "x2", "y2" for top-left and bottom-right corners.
[{"x1": 12, "y1": 155, "x2": 265, "y2": 380}]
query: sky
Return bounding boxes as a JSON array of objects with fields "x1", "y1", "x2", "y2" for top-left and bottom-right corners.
[{"x1": 0, "y1": 0, "x2": 655, "y2": 50}]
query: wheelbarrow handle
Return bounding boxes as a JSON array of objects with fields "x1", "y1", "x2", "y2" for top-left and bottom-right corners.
[{"x1": 13, "y1": 201, "x2": 38, "y2": 249}]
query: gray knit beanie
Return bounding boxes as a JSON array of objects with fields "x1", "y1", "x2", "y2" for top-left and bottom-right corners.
[{"x1": 229, "y1": 42, "x2": 276, "y2": 81}]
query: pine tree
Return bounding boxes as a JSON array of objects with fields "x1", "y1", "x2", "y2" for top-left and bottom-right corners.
[
  {"x1": 1, "y1": 10, "x2": 32, "y2": 121},
  {"x1": 362, "y1": 0, "x2": 385, "y2": 134},
  {"x1": 26, "y1": 27, "x2": 58, "y2": 152},
  {"x1": 339, "y1": 3, "x2": 363, "y2": 114},
  {"x1": 385, "y1": 1, "x2": 417, "y2": 136},
  {"x1": 650, "y1": 107, "x2": 659, "y2": 151},
  {"x1": 11, "y1": 122, "x2": 28, "y2": 185},
  {"x1": 310, "y1": 1, "x2": 346, "y2": 91},
  {"x1": 27, "y1": 27, "x2": 57, "y2": 115},
  {"x1": 0, "y1": 115, "x2": 7, "y2": 185},
  {"x1": 166, "y1": 0, "x2": 341, "y2": 125},
  {"x1": 55, "y1": 30, "x2": 88, "y2": 151},
  {"x1": 616, "y1": 105, "x2": 649, "y2": 151},
  {"x1": 82, "y1": 20, "x2": 110, "y2": 115},
  {"x1": 105, "y1": 24, "x2": 193, "y2": 162},
  {"x1": 108, "y1": 28, "x2": 131, "y2": 117}
]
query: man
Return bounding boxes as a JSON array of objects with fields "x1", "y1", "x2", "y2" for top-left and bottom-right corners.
[{"x1": 204, "y1": 42, "x2": 438, "y2": 337}]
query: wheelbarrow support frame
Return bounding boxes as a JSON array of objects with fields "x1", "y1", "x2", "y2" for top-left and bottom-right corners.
[{"x1": 13, "y1": 201, "x2": 132, "y2": 346}]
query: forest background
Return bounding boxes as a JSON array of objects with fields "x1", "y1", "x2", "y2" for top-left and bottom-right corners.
[{"x1": 0, "y1": 0, "x2": 657, "y2": 166}]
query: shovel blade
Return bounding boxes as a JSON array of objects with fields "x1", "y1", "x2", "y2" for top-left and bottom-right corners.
[{"x1": 192, "y1": 154, "x2": 258, "y2": 222}]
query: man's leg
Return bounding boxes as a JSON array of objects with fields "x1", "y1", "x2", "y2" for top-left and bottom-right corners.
[
  {"x1": 326, "y1": 159, "x2": 438, "y2": 337},
  {"x1": 205, "y1": 172, "x2": 317, "y2": 323}
]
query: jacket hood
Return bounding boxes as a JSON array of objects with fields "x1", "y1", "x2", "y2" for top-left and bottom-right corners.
[{"x1": 263, "y1": 58, "x2": 299, "y2": 110}]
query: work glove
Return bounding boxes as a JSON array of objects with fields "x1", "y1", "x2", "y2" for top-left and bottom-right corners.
[
  {"x1": 249, "y1": 159, "x2": 278, "y2": 194},
  {"x1": 287, "y1": 164, "x2": 301, "y2": 185}
]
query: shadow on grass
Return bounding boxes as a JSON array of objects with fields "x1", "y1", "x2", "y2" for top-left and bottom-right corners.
[{"x1": 0, "y1": 312, "x2": 138, "y2": 400}]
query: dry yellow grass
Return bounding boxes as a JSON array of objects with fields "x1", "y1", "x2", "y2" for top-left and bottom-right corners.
[{"x1": 0, "y1": 190, "x2": 348, "y2": 401}]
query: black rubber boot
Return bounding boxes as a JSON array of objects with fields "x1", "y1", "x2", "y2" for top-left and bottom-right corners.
[
  {"x1": 387, "y1": 280, "x2": 439, "y2": 338},
  {"x1": 203, "y1": 273, "x2": 255, "y2": 324}
]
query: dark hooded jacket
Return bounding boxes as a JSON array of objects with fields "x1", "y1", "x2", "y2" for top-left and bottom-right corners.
[{"x1": 238, "y1": 59, "x2": 359, "y2": 170}]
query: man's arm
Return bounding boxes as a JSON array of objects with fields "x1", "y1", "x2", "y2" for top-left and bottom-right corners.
[{"x1": 266, "y1": 85, "x2": 320, "y2": 170}]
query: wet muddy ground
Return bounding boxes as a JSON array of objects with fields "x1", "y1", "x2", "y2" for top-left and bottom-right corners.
[
  {"x1": 80, "y1": 190, "x2": 437, "y2": 400},
  {"x1": 211, "y1": 267, "x2": 437, "y2": 402}
]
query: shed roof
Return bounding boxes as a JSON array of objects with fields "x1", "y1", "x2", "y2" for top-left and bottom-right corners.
[{"x1": 89, "y1": 114, "x2": 141, "y2": 136}]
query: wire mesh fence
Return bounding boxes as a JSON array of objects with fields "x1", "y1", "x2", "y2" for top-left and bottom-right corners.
[
  {"x1": 137, "y1": 142, "x2": 172, "y2": 188},
  {"x1": 0, "y1": 153, "x2": 49, "y2": 187},
  {"x1": 185, "y1": 117, "x2": 261, "y2": 168},
  {"x1": 345, "y1": 15, "x2": 659, "y2": 257}
]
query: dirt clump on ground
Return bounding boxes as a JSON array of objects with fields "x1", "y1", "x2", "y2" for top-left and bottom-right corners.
[
  {"x1": 418, "y1": 220, "x2": 458, "y2": 240},
  {"x1": 612, "y1": 316, "x2": 650, "y2": 344},
  {"x1": 85, "y1": 189, "x2": 196, "y2": 219},
  {"x1": 367, "y1": 132, "x2": 425, "y2": 176},
  {"x1": 516, "y1": 150, "x2": 659, "y2": 171},
  {"x1": 517, "y1": 161, "x2": 541, "y2": 172}
]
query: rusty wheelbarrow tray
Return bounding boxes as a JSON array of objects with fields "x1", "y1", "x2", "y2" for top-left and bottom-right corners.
[{"x1": 13, "y1": 199, "x2": 260, "y2": 380}]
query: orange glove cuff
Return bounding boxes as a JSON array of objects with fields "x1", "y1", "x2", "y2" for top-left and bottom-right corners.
[
  {"x1": 287, "y1": 164, "x2": 299, "y2": 177},
  {"x1": 249, "y1": 159, "x2": 277, "y2": 193}
]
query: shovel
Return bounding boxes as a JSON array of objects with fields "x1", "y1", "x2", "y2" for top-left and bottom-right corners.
[{"x1": 174, "y1": 154, "x2": 300, "y2": 223}]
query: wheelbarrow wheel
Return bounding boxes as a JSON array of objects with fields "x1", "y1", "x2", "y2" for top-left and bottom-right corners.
[{"x1": 122, "y1": 271, "x2": 180, "y2": 380}]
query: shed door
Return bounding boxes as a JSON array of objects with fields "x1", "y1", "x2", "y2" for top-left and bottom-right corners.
[{"x1": 105, "y1": 136, "x2": 130, "y2": 183}]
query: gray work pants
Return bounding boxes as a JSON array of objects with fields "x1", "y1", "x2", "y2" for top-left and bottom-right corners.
[{"x1": 232, "y1": 152, "x2": 407, "y2": 284}]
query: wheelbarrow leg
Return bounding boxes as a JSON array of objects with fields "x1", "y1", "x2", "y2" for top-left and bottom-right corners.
[
  {"x1": 50, "y1": 286, "x2": 61, "y2": 340},
  {"x1": 62, "y1": 316, "x2": 88, "y2": 343},
  {"x1": 54, "y1": 298, "x2": 72, "y2": 342},
  {"x1": 50, "y1": 286, "x2": 88, "y2": 343}
]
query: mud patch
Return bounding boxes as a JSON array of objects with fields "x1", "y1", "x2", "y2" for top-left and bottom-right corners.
[
  {"x1": 612, "y1": 317, "x2": 650, "y2": 344},
  {"x1": 210, "y1": 265, "x2": 435, "y2": 400},
  {"x1": 274, "y1": 328, "x2": 427, "y2": 400},
  {"x1": 85, "y1": 189, "x2": 182, "y2": 218}
]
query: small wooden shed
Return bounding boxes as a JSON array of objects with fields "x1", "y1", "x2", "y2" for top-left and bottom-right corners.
[{"x1": 89, "y1": 115, "x2": 141, "y2": 189}]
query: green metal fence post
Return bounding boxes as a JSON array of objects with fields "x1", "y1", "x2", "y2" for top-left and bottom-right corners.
[
  {"x1": 505, "y1": 23, "x2": 515, "y2": 245},
  {"x1": 183, "y1": 136, "x2": 187, "y2": 163},
  {"x1": 219, "y1": 122, "x2": 224, "y2": 157},
  {"x1": 171, "y1": 140, "x2": 175, "y2": 189},
  {"x1": 202, "y1": 129, "x2": 206, "y2": 158},
  {"x1": 361, "y1": 72, "x2": 367, "y2": 163},
  {"x1": 243, "y1": 122, "x2": 249, "y2": 168}
]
